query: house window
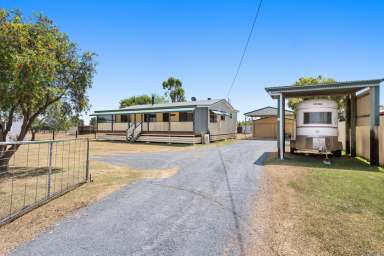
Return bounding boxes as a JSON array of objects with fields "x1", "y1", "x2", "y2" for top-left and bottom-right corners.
[
  {"x1": 144, "y1": 113, "x2": 156, "y2": 122},
  {"x1": 98, "y1": 115, "x2": 113, "y2": 123},
  {"x1": 120, "y1": 114, "x2": 130, "y2": 123},
  {"x1": 163, "y1": 113, "x2": 170, "y2": 122},
  {"x1": 303, "y1": 112, "x2": 332, "y2": 124},
  {"x1": 179, "y1": 112, "x2": 193, "y2": 122},
  {"x1": 209, "y1": 111, "x2": 217, "y2": 123},
  {"x1": 220, "y1": 115, "x2": 225, "y2": 121}
]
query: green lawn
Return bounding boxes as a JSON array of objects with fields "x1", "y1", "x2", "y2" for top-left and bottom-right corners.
[{"x1": 269, "y1": 154, "x2": 384, "y2": 255}]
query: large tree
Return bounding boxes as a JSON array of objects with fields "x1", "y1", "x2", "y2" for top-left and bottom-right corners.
[
  {"x1": 0, "y1": 10, "x2": 96, "y2": 170},
  {"x1": 162, "y1": 77, "x2": 186, "y2": 102},
  {"x1": 119, "y1": 94, "x2": 167, "y2": 108},
  {"x1": 287, "y1": 76, "x2": 345, "y2": 111}
]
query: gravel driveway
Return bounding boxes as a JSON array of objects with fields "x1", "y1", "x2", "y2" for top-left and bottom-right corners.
[{"x1": 12, "y1": 140, "x2": 275, "y2": 256}]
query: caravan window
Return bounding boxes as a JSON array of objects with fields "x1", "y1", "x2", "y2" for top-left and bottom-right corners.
[{"x1": 304, "y1": 112, "x2": 332, "y2": 124}]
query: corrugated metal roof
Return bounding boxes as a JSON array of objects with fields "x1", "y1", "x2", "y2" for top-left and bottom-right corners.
[
  {"x1": 265, "y1": 78, "x2": 384, "y2": 99},
  {"x1": 244, "y1": 106, "x2": 293, "y2": 117},
  {"x1": 92, "y1": 99, "x2": 224, "y2": 115},
  {"x1": 90, "y1": 107, "x2": 195, "y2": 116}
]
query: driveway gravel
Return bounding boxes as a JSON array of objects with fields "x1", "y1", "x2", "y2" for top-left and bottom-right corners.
[{"x1": 11, "y1": 140, "x2": 275, "y2": 256}]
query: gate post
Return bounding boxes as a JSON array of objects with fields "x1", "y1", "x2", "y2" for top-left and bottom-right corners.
[{"x1": 47, "y1": 141, "x2": 53, "y2": 197}]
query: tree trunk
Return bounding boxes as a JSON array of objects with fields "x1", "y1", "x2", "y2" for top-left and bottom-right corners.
[
  {"x1": 0, "y1": 145, "x2": 17, "y2": 174},
  {"x1": 0, "y1": 156, "x2": 10, "y2": 174},
  {"x1": 31, "y1": 130, "x2": 36, "y2": 141}
]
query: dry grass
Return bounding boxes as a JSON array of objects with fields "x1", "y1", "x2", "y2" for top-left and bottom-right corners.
[
  {"x1": 0, "y1": 140, "x2": 88, "y2": 221},
  {"x1": 0, "y1": 160, "x2": 179, "y2": 255},
  {"x1": 250, "y1": 153, "x2": 384, "y2": 256},
  {"x1": 89, "y1": 140, "x2": 192, "y2": 155}
]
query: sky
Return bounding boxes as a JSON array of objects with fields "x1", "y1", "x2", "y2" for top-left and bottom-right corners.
[{"x1": 3, "y1": 0, "x2": 384, "y2": 123}]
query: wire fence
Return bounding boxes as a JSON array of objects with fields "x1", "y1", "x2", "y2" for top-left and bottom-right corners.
[{"x1": 0, "y1": 138, "x2": 89, "y2": 226}]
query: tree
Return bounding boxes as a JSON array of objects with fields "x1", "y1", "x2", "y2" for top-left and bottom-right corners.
[
  {"x1": 0, "y1": 10, "x2": 96, "y2": 171},
  {"x1": 162, "y1": 77, "x2": 186, "y2": 102},
  {"x1": 287, "y1": 76, "x2": 345, "y2": 111},
  {"x1": 90, "y1": 117, "x2": 97, "y2": 127},
  {"x1": 119, "y1": 94, "x2": 167, "y2": 108}
]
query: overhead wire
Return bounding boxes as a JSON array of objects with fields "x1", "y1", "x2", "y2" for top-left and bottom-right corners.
[{"x1": 226, "y1": 0, "x2": 264, "y2": 99}]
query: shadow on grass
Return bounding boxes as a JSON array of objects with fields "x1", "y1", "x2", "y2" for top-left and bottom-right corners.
[
  {"x1": 0, "y1": 167, "x2": 63, "y2": 180},
  {"x1": 265, "y1": 152, "x2": 382, "y2": 173}
]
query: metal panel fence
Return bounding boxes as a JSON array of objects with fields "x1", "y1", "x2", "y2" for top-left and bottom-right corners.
[{"x1": 0, "y1": 139, "x2": 89, "y2": 226}]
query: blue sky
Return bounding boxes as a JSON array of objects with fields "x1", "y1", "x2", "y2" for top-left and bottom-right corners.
[{"x1": 3, "y1": 0, "x2": 384, "y2": 122}]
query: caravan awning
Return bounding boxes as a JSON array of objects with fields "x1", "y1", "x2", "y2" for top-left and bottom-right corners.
[{"x1": 90, "y1": 107, "x2": 195, "y2": 116}]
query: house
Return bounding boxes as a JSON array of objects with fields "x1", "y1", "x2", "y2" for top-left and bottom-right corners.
[
  {"x1": 91, "y1": 99, "x2": 238, "y2": 144},
  {"x1": 244, "y1": 106, "x2": 294, "y2": 139}
]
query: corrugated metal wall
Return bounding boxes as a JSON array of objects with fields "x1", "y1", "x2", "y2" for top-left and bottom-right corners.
[{"x1": 338, "y1": 92, "x2": 383, "y2": 165}]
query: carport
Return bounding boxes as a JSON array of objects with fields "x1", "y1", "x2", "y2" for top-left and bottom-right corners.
[{"x1": 265, "y1": 78, "x2": 383, "y2": 166}]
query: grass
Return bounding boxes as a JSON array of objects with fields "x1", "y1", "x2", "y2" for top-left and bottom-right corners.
[{"x1": 266, "y1": 153, "x2": 384, "y2": 255}]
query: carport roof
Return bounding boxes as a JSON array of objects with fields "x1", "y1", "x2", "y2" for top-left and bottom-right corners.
[
  {"x1": 244, "y1": 106, "x2": 293, "y2": 117},
  {"x1": 265, "y1": 78, "x2": 384, "y2": 99}
]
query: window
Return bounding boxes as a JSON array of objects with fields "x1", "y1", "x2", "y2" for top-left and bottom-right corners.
[
  {"x1": 303, "y1": 112, "x2": 332, "y2": 124},
  {"x1": 120, "y1": 114, "x2": 130, "y2": 123},
  {"x1": 144, "y1": 113, "x2": 156, "y2": 122},
  {"x1": 209, "y1": 111, "x2": 217, "y2": 123},
  {"x1": 163, "y1": 113, "x2": 170, "y2": 122},
  {"x1": 179, "y1": 112, "x2": 193, "y2": 122},
  {"x1": 98, "y1": 115, "x2": 113, "y2": 123},
  {"x1": 220, "y1": 115, "x2": 225, "y2": 121}
]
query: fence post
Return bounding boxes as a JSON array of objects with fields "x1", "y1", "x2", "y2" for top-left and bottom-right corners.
[
  {"x1": 47, "y1": 141, "x2": 53, "y2": 197},
  {"x1": 85, "y1": 139, "x2": 90, "y2": 182}
]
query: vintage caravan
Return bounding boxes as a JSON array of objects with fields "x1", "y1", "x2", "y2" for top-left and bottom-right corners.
[{"x1": 290, "y1": 99, "x2": 342, "y2": 156}]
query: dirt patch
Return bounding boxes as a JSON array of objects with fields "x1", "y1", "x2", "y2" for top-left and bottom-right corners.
[
  {"x1": 248, "y1": 161, "x2": 327, "y2": 256},
  {"x1": 0, "y1": 161, "x2": 179, "y2": 255}
]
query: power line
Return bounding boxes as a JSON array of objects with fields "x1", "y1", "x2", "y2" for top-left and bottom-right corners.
[{"x1": 226, "y1": 0, "x2": 264, "y2": 98}]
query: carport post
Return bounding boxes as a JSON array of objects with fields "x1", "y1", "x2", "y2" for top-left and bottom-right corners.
[
  {"x1": 369, "y1": 85, "x2": 380, "y2": 166},
  {"x1": 345, "y1": 96, "x2": 351, "y2": 155},
  {"x1": 276, "y1": 97, "x2": 280, "y2": 157},
  {"x1": 279, "y1": 93, "x2": 285, "y2": 160},
  {"x1": 350, "y1": 93, "x2": 357, "y2": 157}
]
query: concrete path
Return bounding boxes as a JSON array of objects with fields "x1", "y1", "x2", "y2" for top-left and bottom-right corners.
[{"x1": 12, "y1": 140, "x2": 275, "y2": 256}]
